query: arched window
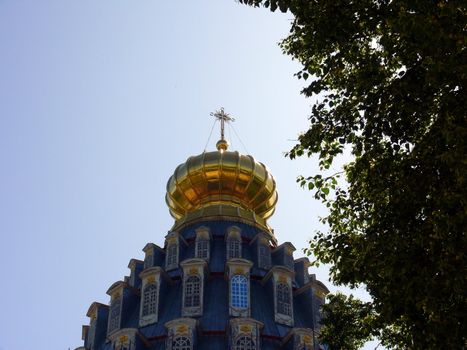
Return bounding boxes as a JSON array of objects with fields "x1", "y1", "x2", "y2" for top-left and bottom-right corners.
[
  {"x1": 184, "y1": 275, "x2": 201, "y2": 308},
  {"x1": 142, "y1": 283, "x2": 158, "y2": 317},
  {"x1": 258, "y1": 244, "x2": 271, "y2": 269},
  {"x1": 231, "y1": 275, "x2": 248, "y2": 308},
  {"x1": 196, "y1": 239, "x2": 209, "y2": 259},
  {"x1": 235, "y1": 335, "x2": 255, "y2": 350},
  {"x1": 166, "y1": 244, "x2": 178, "y2": 268},
  {"x1": 277, "y1": 283, "x2": 292, "y2": 316},
  {"x1": 172, "y1": 336, "x2": 192, "y2": 350},
  {"x1": 227, "y1": 238, "x2": 241, "y2": 259},
  {"x1": 108, "y1": 298, "x2": 121, "y2": 333}
]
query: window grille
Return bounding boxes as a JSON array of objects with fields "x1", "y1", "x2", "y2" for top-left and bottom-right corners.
[
  {"x1": 196, "y1": 239, "x2": 209, "y2": 259},
  {"x1": 227, "y1": 238, "x2": 241, "y2": 259},
  {"x1": 258, "y1": 244, "x2": 271, "y2": 269},
  {"x1": 277, "y1": 283, "x2": 292, "y2": 316},
  {"x1": 166, "y1": 244, "x2": 178, "y2": 268},
  {"x1": 142, "y1": 283, "x2": 158, "y2": 317},
  {"x1": 108, "y1": 298, "x2": 121, "y2": 333},
  {"x1": 184, "y1": 275, "x2": 201, "y2": 308},
  {"x1": 172, "y1": 336, "x2": 192, "y2": 350},
  {"x1": 231, "y1": 275, "x2": 248, "y2": 308},
  {"x1": 234, "y1": 335, "x2": 256, "y2": 350}
]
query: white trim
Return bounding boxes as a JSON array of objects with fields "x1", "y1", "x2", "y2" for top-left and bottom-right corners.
[
  {"x1": 165, "y1": 318, "x2": 197, "y2": 350},
  {"x1": 107, "y1": 295, "x2": 122, "y2": 335},
  {"x1": 229, "y1": 318, "x2": 263, "y2": 350},
  {"x1": 180, "y1": 259, "x2": 207, "y2": 317},
  {"x1": 258, "y1": 243, "x2": 271, "y2": 270},
  {"x1": 166, "y1": 242, "x2": 179, "y2": 270},
  {"x1": 226, "y1": 259, "x2": 253, "y2": 317}
]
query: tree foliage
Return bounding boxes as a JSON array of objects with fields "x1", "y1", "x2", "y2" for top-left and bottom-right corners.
[
  {"x1": 239, "y1": 1, "x2": 466, "y2": 349},
  {"x1": 319, "y1": 293, "x2": 377, "y2": 350}
]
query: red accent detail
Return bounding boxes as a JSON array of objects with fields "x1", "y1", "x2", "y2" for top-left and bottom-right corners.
[
  {"x1": 146, "y1": 334, "x2": 167, "y2": 341},
  {"x1": 202, "y1": 330, "x2": 226, "y2": 335},
  {"x1": 262, "y1": 334, "x2": 283, "y2": 341},
  {"x1": 146, "y1": 331, "x2": 285, "y2": 344},
  {"x1": 210, "y1": 272, "x2": 224, "y2": 277}
]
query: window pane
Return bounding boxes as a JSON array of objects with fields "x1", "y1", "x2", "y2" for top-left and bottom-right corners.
[
  {"x1": 227, "y1": 239, "x2": 241, "y2": 259},
  {"x1": 173, "y1": 336, "x2": 192, "y2": 350},
  {"x1": 142, "y1": 283, "x2": 158, "y2": 316},
  {"x1": 235, "y1": 335, "x2": 256, "y2": 350},
  {"x1": 277, "y1": 283, "x2": 292, "y2": 316},
  {"x1": 231, "y1": 275, "x2": 248, "y2": 308},
  {"x1": 108, "y1": 298, "x2": 121, "y2": 333},
  {"x1": 184, "y1": 275, "x2": 201, "y2": 308},
  {"x1": 167, "y1": 244, "x2": 178, "y2": 267},
  {"x1": 196, "y1": 240, "x2": 209, "y2": 259}
]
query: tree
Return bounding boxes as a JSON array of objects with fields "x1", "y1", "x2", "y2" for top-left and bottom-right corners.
[
  {"x1": 319, "y1": 293, "x2": 376, "y2": 350},
  {"x1": 239, "y1": 1, "x2": 466, "y2": 349}
]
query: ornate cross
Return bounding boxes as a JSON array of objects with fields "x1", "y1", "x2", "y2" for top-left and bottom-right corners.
[{"x1": 210, "y1": 107, "x2": 235, "y2": 141}]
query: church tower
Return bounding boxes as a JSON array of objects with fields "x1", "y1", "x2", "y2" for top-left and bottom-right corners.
[{"x1": 75, "y1": 110, "x2": 329, "y2": 350}]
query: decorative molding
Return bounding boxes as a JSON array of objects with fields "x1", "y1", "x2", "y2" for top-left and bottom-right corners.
[
  {"x1": 108, "y1": 328, "x2": 150, "y2": 350},
  {"x1": 229, "y1": 318, "x2": 263, "y2": 350},
  {"x1": 282, "y1": 328, "x2": 315, "y2": 350},
  {"x1": 139, "y1": 267, "x2": 168, "y2": 327},
  {"x1": 195, "y1": 227, "x2": 211, "y2": 260},
  {"x1": 226, "y1": 259, "x2": 253, "y2": 317},
  {"x1": 180, "y1": 259, "x2": 208, "y2": 317},
  {"x1": 165, "y1": 318, "x2": 197, "y2": 350},
  {"x1": 226, "y1": 227, "x2": 243, "y2": 259}
]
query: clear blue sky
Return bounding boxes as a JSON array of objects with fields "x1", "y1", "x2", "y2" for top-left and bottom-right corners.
[{"x1": 0, "y1": 1, "x2": 379, "y2": 349}]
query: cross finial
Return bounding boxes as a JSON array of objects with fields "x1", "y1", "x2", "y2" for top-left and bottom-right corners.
[{"x1": 210, "y1": 107, "x2": 235, "y2": 142}]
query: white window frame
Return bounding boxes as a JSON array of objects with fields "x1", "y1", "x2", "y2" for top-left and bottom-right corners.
[
  {"x1": 107, "y1": 297, "x2": 121, "y2": 334},
  {"x1": 229, "y1": 318, "x2": 262, "y2": 350},
  {"x1": 231, "y1": 275, "x2": 249, "y2": 309},
  {"x1": 184, "y1": 275, "x2": 201, "y2": 308},
  {"x1": 276, "y1": 282, "x2": 292, "y2": 316},
  {"x1": 165, "y1": 318, "x2": 197, "y2": 350},
  {"x1": 227, "y1": 238, "x2": 241, "y2": 259},
  {"x1": 141, "y1": 282, "x2": 158, "y2": 317},
  {"x1": 166, "y1": 243, "x2": 179, "y2": 270},
  {"x1": 258, "y1": 244, "x2": 271, "y2": 270},
  {"x1": 109, "y1": 329, "x2": 137, "y2": 350},
  {"x1": 195, "y1": 239, "x2": 209, "y2": 260},
  {"x1": 226, "y1": 227, "x2": 242, "y2": 259},
  {"x1": 234, "y1": 335, "x2": 256, "y2": 350},
  {"x1": 172, "y1": 336, "x2": 192, "y2": 350}
]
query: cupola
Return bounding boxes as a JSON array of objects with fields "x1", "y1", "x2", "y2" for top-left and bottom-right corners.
[{"x1": 165, "y1": 109, "x2": 278, "y2": 232}]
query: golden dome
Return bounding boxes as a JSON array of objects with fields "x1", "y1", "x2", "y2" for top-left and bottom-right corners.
[{"x1": 165, "y1": 145, "x2": 278, "y2": 231}]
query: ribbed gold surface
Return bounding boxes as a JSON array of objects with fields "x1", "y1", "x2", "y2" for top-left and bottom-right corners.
[{"x1": 165, "y1": 150, "x2": 278, "y2": 223}]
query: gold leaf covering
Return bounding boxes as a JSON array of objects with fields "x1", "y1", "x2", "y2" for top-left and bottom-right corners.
[{"x1": 165, "y1": 150, "x2": 278, "y2": 231}]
